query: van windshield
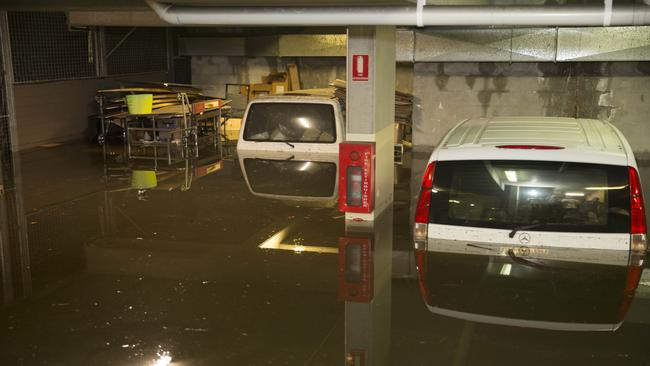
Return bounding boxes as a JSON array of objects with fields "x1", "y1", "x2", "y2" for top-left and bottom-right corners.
[
  {"x1": 429, "y1": 160, "x2": 630, "y2": 233},
  {"x1": 243, "y1": 102, "x2": 336, "y2": 143}
]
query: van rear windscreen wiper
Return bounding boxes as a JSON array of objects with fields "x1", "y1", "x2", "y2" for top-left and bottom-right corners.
[
  {"x1": 285, "y1": 142, "x2": 295, "y2": 148},
  {"x1": 508, "y1": 222, "x2": 547, "y2": 238}
]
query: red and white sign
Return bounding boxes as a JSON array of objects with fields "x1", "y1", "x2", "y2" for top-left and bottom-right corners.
[{"x1": 352, "y1": 54, "x2": 369, "y2": 81}]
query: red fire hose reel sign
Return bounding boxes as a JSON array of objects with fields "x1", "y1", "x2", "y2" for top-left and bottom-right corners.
[
  {"x1": 352, "y1": 54, "x2": 369, "y2": 81},
  {"x1": 339, "y1": 143, "x2": 375, "y2": 214}
]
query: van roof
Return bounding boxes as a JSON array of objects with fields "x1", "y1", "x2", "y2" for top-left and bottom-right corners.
[
  {"x1": 251, "y1": 95, "x2": 335, "y2": 103},
  {"x1": 435, "y1": 117, "x2": 632, "y2": 167}
]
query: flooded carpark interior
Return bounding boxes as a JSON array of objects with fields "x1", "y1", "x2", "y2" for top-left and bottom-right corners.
[{"x1": 1, "y1": 140, "x2": 650, "y2": 366}]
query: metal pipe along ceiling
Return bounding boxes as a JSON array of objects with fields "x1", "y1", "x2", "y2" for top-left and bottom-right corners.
[{"x1": 145, "y1": 1, "x2": 650, "y2": 27}]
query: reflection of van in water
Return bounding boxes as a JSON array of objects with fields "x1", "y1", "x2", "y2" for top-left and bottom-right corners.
[
  {"x1": 421, "y1": 245, "x2": 637, "y2": 331},
  {"x1": 236, "y1": 96, "x2": 344, "y2": 154},
  {"x1": 414, "y1": 117, "x2": 647, "y2": 330},
  {"x1": 238, "y1": 150, "x2": 338, "y2": 205}
]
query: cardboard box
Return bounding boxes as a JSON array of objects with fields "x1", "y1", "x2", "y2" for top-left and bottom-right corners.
[
  {"x1": 248, "y1": 83, "x2": 272, "y2": 100},
  {"x1": 271, "y1": 81, "x2": 288, "y2": 95}
]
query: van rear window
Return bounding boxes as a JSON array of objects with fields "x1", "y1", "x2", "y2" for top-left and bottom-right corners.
[
  {"x1": 243, "y1": 103, "x2": 336, "y2": 143},
  {"x1": 429, "y1": 160, "x2": 630, "y2": 233}
]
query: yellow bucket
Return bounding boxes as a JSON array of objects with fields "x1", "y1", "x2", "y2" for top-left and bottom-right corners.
[
  {"x1": 125, "y1": 94, "x2": 153, "y2": 114},
  {"x1": 131, "y1": 170, "x2": 157, "y2": 190}
]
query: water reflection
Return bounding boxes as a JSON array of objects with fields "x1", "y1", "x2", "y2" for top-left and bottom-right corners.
[
  {"x1": 342, "y1": 208, "x2": 393, "y2": 366},
  {"x1": 418, "y1": 242, "x2": 638, "y2": 331},
  {"x1": 105, "y1": 149, "x2": 223, "y2": 198},
  {"x1": 238, "y1": 150, "x2": 338, "y2": 206}
]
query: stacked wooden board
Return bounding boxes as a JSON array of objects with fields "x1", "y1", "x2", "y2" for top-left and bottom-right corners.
[
  {"x1": 331, "y1": 79, "x2": 413, "y2": 126},
  {"x1": 97, "y1": 83, "x2": 223, "y2": 117}
]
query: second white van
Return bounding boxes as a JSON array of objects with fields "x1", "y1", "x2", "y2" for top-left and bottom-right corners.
[{"x1": 413, "y1": 117, "x2": 647, "y2": 329}]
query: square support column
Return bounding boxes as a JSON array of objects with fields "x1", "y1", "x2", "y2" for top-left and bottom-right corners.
[{"x1": 346, "y1": 26, "x2": 396, "y2": 221}]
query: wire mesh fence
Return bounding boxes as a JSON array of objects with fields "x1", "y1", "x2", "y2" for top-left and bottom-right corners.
[
  {"x1": 8, "y1": 12, "x2": 168, "y2": 83},
  {"x1": 105, "y1": 27, "x2": 168, "y2": 76},
  {"x1": 8, "y1": 12, "x2": 96, "y2": 83}
]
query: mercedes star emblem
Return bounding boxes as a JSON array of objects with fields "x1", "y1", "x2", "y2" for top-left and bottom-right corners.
[{"x1": 518, "y1": 232, "x2": 531, "y2": 244}]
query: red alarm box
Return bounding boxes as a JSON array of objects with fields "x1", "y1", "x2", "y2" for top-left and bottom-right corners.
[{"x1": 339, "y1": 142, "x2": 375, "y2": 214}]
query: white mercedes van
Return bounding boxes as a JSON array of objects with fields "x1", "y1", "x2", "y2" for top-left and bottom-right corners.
[
  {"x1": 414, "y1": 117, "x2": 647, "y2": 329},
  {"x1": 236, "y1": 95, "x2": 344, "y2": 154}
]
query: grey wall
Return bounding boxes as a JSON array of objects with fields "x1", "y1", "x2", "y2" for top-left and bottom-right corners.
[
  {"x1": 191, "y1": 56, "x2": 346, "y2": 98},
  {"x1": 14, "y1": 72, "x2": 168, "y2": 150},
  {"x1": 191, "y1": 55, "x2": 414, "y2": 98},
  {"x1": 412, "y1": 62, "x2": 650, "y2": 157}
]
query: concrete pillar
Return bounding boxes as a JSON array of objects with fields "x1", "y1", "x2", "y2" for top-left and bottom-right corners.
[{"x1": 346, "y1": 26, "x2": 396, "y2": 221}]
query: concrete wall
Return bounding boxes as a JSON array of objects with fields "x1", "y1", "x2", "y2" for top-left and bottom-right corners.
[
  {"x1": 412, "y1": 62, "x2": 650, "y2": 157},
  {"x1": 191, "y1": 56, "x2": 347, "y2": 98},
  {"x1": 13, "y1": 72, "x2": 168, "y2": 150},
  {"x1": 192, "y1": 55, "x2": 414, "y2": 98}
]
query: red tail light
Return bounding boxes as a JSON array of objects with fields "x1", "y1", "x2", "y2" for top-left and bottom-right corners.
[
  {"x1": 415, "y1": 190, "x2": 432, "y2": 224},
  {"x1": 496, "y1": 145, "x2": 564, "y2": 150},
  {"x1": 415, "y1": 162, "x2": 436, "y2": 305},
  {"x1": 629, "y1": 167, "x2": 646, "y2": 235},
  {"x1": 415, "y1": 162, "x2": 436, "y2": 224},
  {"x1": 421, "y1": 162, "x2": 435, "y2": 190}
]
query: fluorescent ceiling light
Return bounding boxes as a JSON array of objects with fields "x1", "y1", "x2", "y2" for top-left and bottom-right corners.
[
  {"x1": 565, "y1": 192, "x2": 585, "y2": 197},
  {"x1": 585, "y1": 185, "x2": 627, "y2": 190},
  {"x1": 296, "y1": 117, "x2": 311, "y2": 129}
]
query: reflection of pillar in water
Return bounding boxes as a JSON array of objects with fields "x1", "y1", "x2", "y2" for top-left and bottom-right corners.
[{"x1": 341, "y1": 208, "x2": 393, "y2": 366}]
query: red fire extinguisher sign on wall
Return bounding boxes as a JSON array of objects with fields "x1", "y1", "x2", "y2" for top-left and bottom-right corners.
[{"x1": 352, "y1": 54, "x2": 369, "y2": 81}]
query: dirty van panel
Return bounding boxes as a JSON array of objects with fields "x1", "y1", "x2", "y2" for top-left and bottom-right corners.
[
  {"x1": 243, "y1": 103, "x2": 337, "y2": 143},
  {"x1": 429, "y1": 160, "x2": 630, "y2": 233},
  {"x1": 243, "y1": 158, "x2": 337, "y2": 197}
]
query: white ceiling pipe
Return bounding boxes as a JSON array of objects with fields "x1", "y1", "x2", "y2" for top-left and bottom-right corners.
[{"x1": 146, "y1": 1, "x2": 650, "y2": 27}]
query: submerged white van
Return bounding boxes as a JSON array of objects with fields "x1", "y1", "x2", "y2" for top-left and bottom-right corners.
[
  {"x1": 236, "y1": 95, "x2": 344, "y2": 154},
  {"x1": 414, "y1": 117, "x2": 647, "y2": 329}
]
